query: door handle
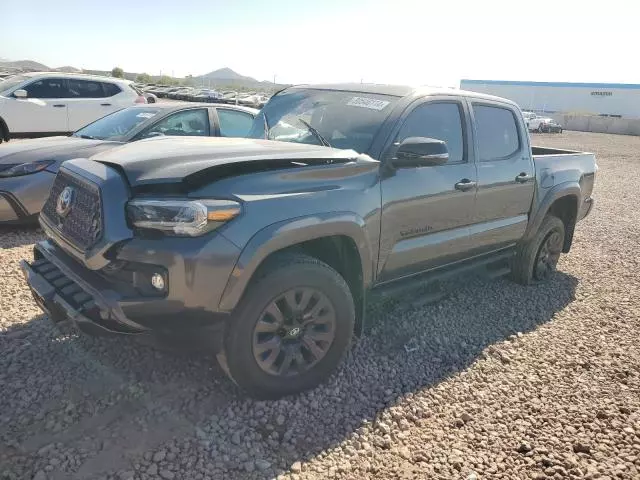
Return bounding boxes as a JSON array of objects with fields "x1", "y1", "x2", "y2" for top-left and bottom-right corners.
[
  {"x1": 100, "y1": 103, "x2": 112, "y2": 106},
  {"x1": 52, "y1": 104, "x2": 65, "y2": 108},
  {"x1": 455, "y1": 179, "x2": 477, "y2": 192},
  {"x1": 515, "y1": 172, "x2": 534, "y2": 183}
]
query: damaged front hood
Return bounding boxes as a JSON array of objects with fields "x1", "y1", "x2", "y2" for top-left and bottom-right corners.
[{"x1": 90, "y1": 136, "x2": 363, "y2": 187}]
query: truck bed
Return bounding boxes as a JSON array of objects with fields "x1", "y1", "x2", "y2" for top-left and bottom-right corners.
[
  {"x1": 531, "y1": 146, "x2": 597, "y2": 182},
  {"x1": 531, "y1": 146, "x2": 587, "y2": 156},
  {"x1": 531, "y1": 145, "x2": 597, "y2": 220}
]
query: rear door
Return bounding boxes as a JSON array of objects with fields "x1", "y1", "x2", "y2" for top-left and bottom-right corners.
[
  {"x1": 467, "y1": 100, "x2": 535, "y2": 253},
  {"x1": 4, "y1": 77, "x2": 69, "y2": 134},
  {"x1": 66, "y1": 79, "x2": 120, "y2": 130},
  {"x1": 377, "y1": 97, "x2": 477, "y2": 282}
]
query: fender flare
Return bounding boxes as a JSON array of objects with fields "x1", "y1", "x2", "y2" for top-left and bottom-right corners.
[
  {"x1": 523, "y1": 182, "x2": 581, "y2": 242},
  {"x1": 218, "y1": 212, "x2": 374, "y2": 312}
]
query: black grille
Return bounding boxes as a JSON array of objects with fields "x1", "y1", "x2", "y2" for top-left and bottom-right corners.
[{"x1": 41, "y1": 171, "x2": 103, "y2": 251}]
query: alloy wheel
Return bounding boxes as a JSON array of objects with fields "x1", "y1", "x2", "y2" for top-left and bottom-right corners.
[
  {"x1": 534, "y1": 231, "x2": 563, "y2": 280},
  {"x1": 252, "y1": 287, "x2": 336, "y2": 377}
]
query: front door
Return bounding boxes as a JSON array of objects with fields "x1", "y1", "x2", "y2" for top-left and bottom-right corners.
[
  {"x1": 377, "y1": 98, "x2": 477, "y2": 283},
  {"x1": 5, "y1": 77, "x2": 69, "y2": 134},
  {"x1": 468, "y1": 101, "x2": 535, "y2": 253}
]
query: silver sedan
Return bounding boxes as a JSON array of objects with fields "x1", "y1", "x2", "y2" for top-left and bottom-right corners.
[{"x1": 0, "y1": 103, "x2": 257, "y2": 224}]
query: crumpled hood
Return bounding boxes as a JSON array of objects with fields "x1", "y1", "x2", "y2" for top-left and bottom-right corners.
[
  {"x1": 0, "y1": 136, "x2": 122, "y2": 171},
  {"x1": 90, "y1": 136, "x2": 363, "y2": 186}
]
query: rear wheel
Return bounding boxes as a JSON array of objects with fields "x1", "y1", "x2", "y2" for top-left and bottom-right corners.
[
  {"x1": 537, "y1": 124, "x2": 545, "y2": 133},
  {"x1": 511, "y1": 215, "x2": 565, "y2": 285},
  {"x1": 218, "y1": 253, "x2": 355, "y2": 399}
]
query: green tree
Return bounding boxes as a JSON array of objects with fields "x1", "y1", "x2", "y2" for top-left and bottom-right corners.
[
  {"x1": 136, "y1": 73, "x2": 151, "y2": 83},
  {"x1": 158, "y1": 75, "x2": 178, "y2": 86},
  {"x1": 111, "y1": 67, "x2": 124, "y2": 78}
]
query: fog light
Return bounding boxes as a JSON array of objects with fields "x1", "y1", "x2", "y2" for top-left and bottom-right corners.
[{"x1": 151, "y1": 273, "x2": 165, "y2": 291}]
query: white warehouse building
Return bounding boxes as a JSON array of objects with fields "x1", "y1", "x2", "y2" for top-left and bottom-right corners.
[{"x1": 459, "y1": 79, "x2": 640, "y2": 119}]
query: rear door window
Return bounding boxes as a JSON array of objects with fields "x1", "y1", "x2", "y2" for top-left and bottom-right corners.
[
  {"x1": 67, "y1": 79, "x2": 107, "y2": 98},
  {"x1": 473, "y1": 105, "x2": 521, "y2": 160},
  {"x1": 103, "y1": 82, "x2": 123, "y2": 97},
  {"x1": 217, "y1": 109, "x2": 255, "y2": 137}
]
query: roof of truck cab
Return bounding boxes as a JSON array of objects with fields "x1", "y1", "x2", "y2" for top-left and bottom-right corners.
[{"x1": 292, "y1": 83, "x2": 519, "y2": 105}]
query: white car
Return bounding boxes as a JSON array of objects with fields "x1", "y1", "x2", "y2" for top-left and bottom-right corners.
[{"x1": 0, "y1": 72, "x2": 146, "y2": 141}]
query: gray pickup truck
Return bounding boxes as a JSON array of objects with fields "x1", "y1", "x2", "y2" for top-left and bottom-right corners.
[{"x1": 22, "y1": 84, "x2": 596, "y2": 398}]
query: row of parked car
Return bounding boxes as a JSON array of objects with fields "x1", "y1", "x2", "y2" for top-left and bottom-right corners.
[{"x1": 136, "y1": 84, "x2": 271, "y2": 108}]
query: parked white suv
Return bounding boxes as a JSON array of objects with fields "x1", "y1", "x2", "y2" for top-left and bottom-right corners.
[{"x1": 0, "y1": 73, "x2": 145, "y2": 141}]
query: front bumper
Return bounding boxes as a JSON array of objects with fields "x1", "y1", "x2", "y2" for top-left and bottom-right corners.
[
  {"x1": 21, "y1": 238, "x2": 236, "y2": 348},
  {"x1": 0, "y1": 171, "x2": 56, "y2": 222}
]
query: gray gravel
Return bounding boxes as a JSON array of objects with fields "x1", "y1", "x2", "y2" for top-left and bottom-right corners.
[{"x1": 1, "y1": 131, "x2": 639, "y2": 480}]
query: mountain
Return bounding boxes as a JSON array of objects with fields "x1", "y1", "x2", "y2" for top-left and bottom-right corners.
[
  {"x1": 0, "y1": 59, "x2": 50, "y2": 71},
  {"x1": 195, "y1": 67, "x2": 284, "y2": 90},
  {"x1": 199, "y1": 67, "x2": 255, "y2": 82},
  {"x1": 55, "y1": 66, "x2": 82, "y2": 73}
]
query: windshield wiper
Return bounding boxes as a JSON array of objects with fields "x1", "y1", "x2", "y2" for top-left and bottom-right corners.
[
  {"x1": 297, "y1": 118, "x2": 331, "y2": 147},
  {"x1": 78, "y1": 134, "x2": 97, "y2": 140}
]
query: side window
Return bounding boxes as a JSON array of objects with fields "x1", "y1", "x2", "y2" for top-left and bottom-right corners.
[
  {"x1": 217, "y1": 109, "x2": 254, "y2": 137},
  {"x1": 473, "y1": 105, "x2": 520, "y2": 160},
  {"x1": 23, "y1": 78, "x2": 68, "y2": 99},
  {"x1": 67, "y1": 79, "x2": 107, "y2": 98},
  {"x1": 395, "y1": 102, "x2": 465, "y2": 163},
  {"x1": 141, "y1": 109, "x2": 209, "y2": 138},
  {"x1": 103, "y1": 83, "x2": 122, "y2": 97}
]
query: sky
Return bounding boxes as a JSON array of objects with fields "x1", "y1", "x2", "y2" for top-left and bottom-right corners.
[{"x1": 2, "y1": 0, "x2": 640, "y2": 87}]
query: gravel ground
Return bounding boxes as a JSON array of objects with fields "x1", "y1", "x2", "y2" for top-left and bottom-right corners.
[{"x1": 1, "y1": 131, "x2": 639, "y2": 480}]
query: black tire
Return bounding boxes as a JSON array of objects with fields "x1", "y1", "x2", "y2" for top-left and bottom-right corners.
[
  {"x1": 510, "y1": 215, "x2": 565, "y2": 285},
  {"x1": 537, "y1": 124, "x2": 544, "y2": 133},
  {"x1": 218, "y1": 253, "x2": 355, "y2": 399}
]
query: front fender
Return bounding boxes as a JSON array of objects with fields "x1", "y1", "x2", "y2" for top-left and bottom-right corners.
[
  {"x1": 523, "y1": 181, "x2": 581, "y2": 242},
  {"x1": 218, "y1": 212, "x2": 374, "y2": 312}
]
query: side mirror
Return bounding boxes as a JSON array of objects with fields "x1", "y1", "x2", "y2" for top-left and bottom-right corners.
[
  {"x1": 394, "y1": 137, "x2": 449, "y2": 167},
  {"x1": 13, "y1": 89, "x2": 27, "y2": 99}
]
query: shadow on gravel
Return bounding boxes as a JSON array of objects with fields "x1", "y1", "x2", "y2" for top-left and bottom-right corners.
[
  {"x1": 0, "y1": 225, "x2": 44, "y2": 249},
  {"x1": 0, "y1": 270, "x2": 578, "y2": 479}
]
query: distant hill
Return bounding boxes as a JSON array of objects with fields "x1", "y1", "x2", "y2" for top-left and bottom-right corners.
[
  {"x1": 0, "y1": 59, "x2": 50, "y2": 71},
  {"x1": 55, "y1": 66, "x2": 82, "y2": 73},
  {"x1": 195, "y1": 67, "x2": 285, "y2": 90},
  {"x1": 0, "y1": 59, "x2": 286, "y2": 92}
]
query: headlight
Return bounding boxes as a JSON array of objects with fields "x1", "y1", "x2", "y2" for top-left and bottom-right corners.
[
  {"x1": 0, "y1": 160, "x2": 55, "y2": 178},
  {"x1": 126, "y1": 199, "x2": 241, "y2": 236}
]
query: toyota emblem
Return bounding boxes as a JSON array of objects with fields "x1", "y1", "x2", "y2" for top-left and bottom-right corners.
[{"x1": 56, "y1": 186, "x2": 75, "y2": 217}]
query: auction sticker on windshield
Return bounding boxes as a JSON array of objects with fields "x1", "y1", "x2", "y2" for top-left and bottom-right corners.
[
  {"x1": 346, "y1": 96, "x2": 390, "y2": 111},
  {"x1": 136, "y1": 112, "x2": 156, "y2": 118}
]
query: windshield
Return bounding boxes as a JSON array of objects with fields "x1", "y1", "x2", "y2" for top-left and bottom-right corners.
[
  {"x1": 73, "y1": 107, "x2": 161, "y2": 140},
  {"x1": 0, "y1": 75, "x2": 28, "y2": 95},
  {"x1": 247, "y1": 88, "x2": 399, "y2": 156}
]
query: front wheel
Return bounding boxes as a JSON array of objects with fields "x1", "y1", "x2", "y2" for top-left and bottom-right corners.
[
  {"x1": 219, "y1": 253, "x2": 355, "y2": 399},
  {"x1": 537, "y1": 124, "x2": 545, "y2": 133},
  {"x1": 511, "y1": 215, "x2": 565, "y2": 285}
]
